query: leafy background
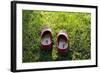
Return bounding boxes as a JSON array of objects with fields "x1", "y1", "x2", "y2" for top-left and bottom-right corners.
[{"x1": 22, "y1": 10, "x2": 91, "y2": 63}]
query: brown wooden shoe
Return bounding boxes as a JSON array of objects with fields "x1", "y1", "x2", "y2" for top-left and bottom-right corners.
[
  {"x1": 56, "y1": 30, "x2": 68, "y2": 55},
  {"x1": 41, "y1": 27, "x2": 53, "y2": 50}
]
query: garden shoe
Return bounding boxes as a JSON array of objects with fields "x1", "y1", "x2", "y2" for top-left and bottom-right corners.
[
  {"x1": 56, "y1": 30, "x2": 68, "y2": 55},
  {"x1": 41, "y1": 27, "x2": 53, "y2": 50}
]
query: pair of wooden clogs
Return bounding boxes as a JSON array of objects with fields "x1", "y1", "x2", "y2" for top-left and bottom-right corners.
[{"x1": 41, "y1": 27, "x2": 68, "y2": 55}]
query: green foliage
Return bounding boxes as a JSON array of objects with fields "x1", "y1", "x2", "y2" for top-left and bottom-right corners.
[{"x1": 22, "y1": 10, "x2": 91, "y2": 62}]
